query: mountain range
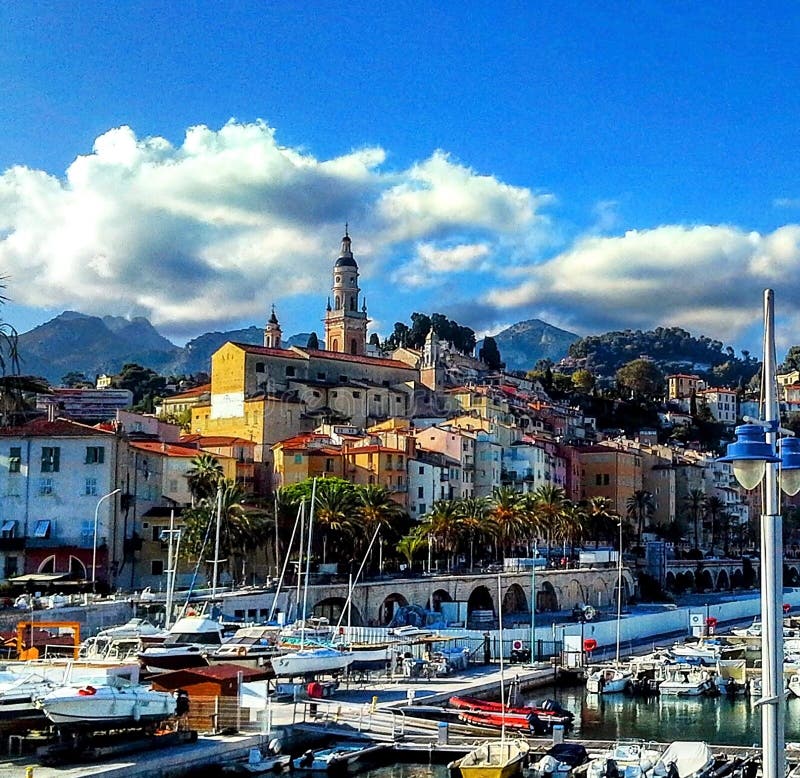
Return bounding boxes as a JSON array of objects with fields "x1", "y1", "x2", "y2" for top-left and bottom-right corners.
[{"x1": 16, "y1": 312, "x2": 578, "y2": 384}]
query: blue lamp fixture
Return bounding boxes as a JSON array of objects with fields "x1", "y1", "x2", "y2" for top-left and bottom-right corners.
[
  {"x1": 718, "y1": 423, "x2": 780, "y2": 490},
  {"x1": 779, "y1": 436, "x2": 800, "y2": 496}
]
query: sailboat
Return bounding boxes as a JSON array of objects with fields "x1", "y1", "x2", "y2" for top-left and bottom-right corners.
[
  {"x1": 448, "y1": 575, "x2": 528, "y2": 778},
  {"x1": 586, "y1": 533, "x2": 633, "y2": 694},
  {"x1": 271, "y1": 480, "x2": 353, "y2": 678}
]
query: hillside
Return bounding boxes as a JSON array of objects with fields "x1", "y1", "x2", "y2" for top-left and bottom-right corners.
[
  {"x1": 490, "y1": 319, "x2": 579, "y2": 372},
  {"x1": 17, "y1": 312, "x2": 180, "y2": 383}
]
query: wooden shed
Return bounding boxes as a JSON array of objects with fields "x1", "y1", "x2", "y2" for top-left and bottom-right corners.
[{"x1": 150, "y1": 663, "x2": 270, "y2": 732}]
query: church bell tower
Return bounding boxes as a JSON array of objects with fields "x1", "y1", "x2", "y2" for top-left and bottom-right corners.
[{"x1": 324, "y1": 227, "x2": 368, "y2": 355}]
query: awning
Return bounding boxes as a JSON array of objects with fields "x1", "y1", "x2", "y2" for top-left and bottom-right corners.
[
  {"x1": 33, "y1": 519, "x2": 50, "y2": 538},
  {"x1": 9, "y1": 573, "x2": 70, "y2": 583},
  {"x1": 0, "y1": 520, "x2": 16, "y2": 533}
]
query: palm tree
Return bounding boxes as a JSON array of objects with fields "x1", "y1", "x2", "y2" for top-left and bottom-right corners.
[
  {"x1": 684, "y1": 488, "x2": 706, "y2": 551},
  {"x1": 703, "y1": 495, "x2": 725, "y2": 553},
  {"x1": 626, "y1": 490, "x2": 654, "y2": 551},
  {"x1": 396, "y1": 530, "x2": 428, "y2": 572},
  {"x1": 488, "y1": 487, "x2": 526, "y2": 557},
  {"x1": 186, "y1": 453, "x2": 224, "y2": 503},
  {"x1": 421, "y1": 500, "x2": 463, "y2": 571},
  {"x1": 584, "y1": 496, "x2": 618, "y2": 547},
  {"x1": 530, "y1": 484, "x2": 567, "y2": 557},
  {"x1": 459, "y1": 496, "x2": 492, "y2": 570},
  {"x1": 313, "y1": 479, "x2": 358, "y2": 563},
  {"x1": 356, "y1": 484, "x2": 406, "y2": 571},
  {"x1": 558, "y1": 500, "x2": 587, "y2": 558}
]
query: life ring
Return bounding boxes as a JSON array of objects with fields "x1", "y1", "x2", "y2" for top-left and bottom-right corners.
[
  {"x1": 785, "y1": 604, "x2": 792, "y2": 614},
  {"x1": 583, "y1": 606, "x2": 596, "y2": 621},
  {"x1": 583, "y1": 638, "x2": 598, "y2": 652},
  {"x1": 512, "y1": 639, "x2": 523, "y2": 651}
]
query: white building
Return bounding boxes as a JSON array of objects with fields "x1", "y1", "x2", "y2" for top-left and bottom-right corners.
[{"x1": 698, "y1": 387, "x2": 738, "y2": 425}]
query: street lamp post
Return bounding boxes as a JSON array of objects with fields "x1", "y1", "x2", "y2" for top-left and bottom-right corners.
[
  {"x1": 92, "y1": 488, "x2": 121, "y2": 593},
  {"x1": 718, "y1": 289, "x2": 800, "y2": 778}
]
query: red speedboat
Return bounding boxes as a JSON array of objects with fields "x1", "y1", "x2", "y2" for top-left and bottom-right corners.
[
  {"x1": 457, "y1": 709, "x2": 536, "y2": 731},
  {"x1": 450, "y1": 694, "x2": 574, "y2": 724}
]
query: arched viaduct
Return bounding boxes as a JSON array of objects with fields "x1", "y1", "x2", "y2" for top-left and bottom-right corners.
[
  {"x1": 664, "y1": 558, "x2": 762, "y2": 594},
  {"x1": 298, "y1": 567, "x2": 633, "y2": 627}
]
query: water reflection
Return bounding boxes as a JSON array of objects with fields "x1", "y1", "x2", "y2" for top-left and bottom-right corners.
[{"x1": 524, "y1": 685, "x2": 800, "y2": 746}]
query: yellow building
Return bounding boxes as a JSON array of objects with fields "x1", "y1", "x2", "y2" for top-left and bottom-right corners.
[{"x1": 578, "y1": 445, "x2": 643, "y2": 518}]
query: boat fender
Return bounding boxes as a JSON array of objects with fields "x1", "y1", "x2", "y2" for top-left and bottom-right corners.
[
  {"x1": 237, "y1": 646, "x2": 247, "y2": 656},
  {"x1": 78, "y1": 685, "x2": 97, "y2": 696}
]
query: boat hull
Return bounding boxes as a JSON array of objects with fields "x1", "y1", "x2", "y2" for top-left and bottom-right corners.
[
  {"x1": 272, "y1": 648, "x2": 353, "y2": 678},
  {"x1": 39, "y1": 685, "x2": 176, "y2": 728}
]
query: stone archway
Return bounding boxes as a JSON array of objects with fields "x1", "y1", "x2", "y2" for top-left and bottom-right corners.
[
  {"x1": 564, "y1": 578, "x2": 586, "y2": 610},
  {"x1": 467, "y1": 585, "x2": 495, "y2": 629},
  {"x1": 665, "y1": 571, "x2": 676, "y2": 592},
  {"x1": 313, "y1": 597, "x2": 363, "y2": 627},
  {"x1": 716, "y1": 570, "x2": 730, "y2": 591},
  {"x1": 502, "y1": 584, "x2": 528, "y2": 615},
  {"x1": 429, "y1": 588, "x2": 453, "y2": 612},
  {"x1": 731, "y1": 569, "x2": 744, "y2": 588},
  {"x1": 538, "y1": 581, "x2": 558, "y2": 612},
  {"x1": 697, "y1": 569, "x2": 714, "y2": 592},
  {"x1": 379, "y1": 593, "x2": 408, "y2": 625}
]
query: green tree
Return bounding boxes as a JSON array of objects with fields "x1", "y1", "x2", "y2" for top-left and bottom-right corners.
[
  {"x1": 684, "y1": 488, "x2": 706, "y2": 550},
  {"x1": 116, "y1": 363, "x2": 166, "y2": 407},
  {"x1": 61, "y1": 371, "x2": 91, "y2": 388},
  {"x1": 421, "y1": 500, "x2": 463, "y2": 570},
  {"x1": 703, "y1": 495, "x2": 725, "y2": 552},
  {"x1": 186, "y1": 453, "x2": 225, "y2": 503},
  {"x1": 488, "y1": 487, "x2": 526, "y2": 556},
  {"x1": 530, "y1": 484, "x2": 567, "y2": 553},
  {"x1": 396, "y1": 530, "x2": 428, "y2": 571},
  {"x1": 584, "y1": 496, "x2": 618, "y2": 547},
  {"x1": 479, "y1": 337, "x2": 503, "y2": 370},
  {"x1": 571, "y1": 369, "x2": 595, "y2": 394},
  {"x1": 615, "y1": 359, "x2": 664, "y2": 399},
  {"x1": 313, "y1": 479, "x2": 358, "y2": 563},
  {"x1": 626, "y1": 489, "x2": 655, "y2": 550}
]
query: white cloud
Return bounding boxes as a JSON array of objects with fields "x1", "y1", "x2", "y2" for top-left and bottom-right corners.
[
  {"x1": 394, "y1": 242, "x2": 492, "y2": 288},
  {"x1": 0, "y1": 121, "x2": 547, "y2": 336},
  {"x1": 484, "y1": 224, "x2": 800, "y2": 345}
]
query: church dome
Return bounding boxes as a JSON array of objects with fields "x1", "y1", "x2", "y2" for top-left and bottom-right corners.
[{"x1": 334, "y1": 254, "x2": 358, "y2": 268}]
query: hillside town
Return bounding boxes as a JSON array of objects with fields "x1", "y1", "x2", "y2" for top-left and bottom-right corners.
[{"x1": 0, "y1": 231, "x2": 794, "y2": 599}]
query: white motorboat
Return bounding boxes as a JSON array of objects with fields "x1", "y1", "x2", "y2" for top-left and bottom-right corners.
[
  {"x1": 137, "y1": 615, "x2": 224, "y2": 672},
  {"x1": 586, "y1": 665, "x2": 634, "y2": 694},
  {"x1": 36, "y1": 682, "x2": 176, "y2": 728},
  {"x1": 222, "y1": 739, "x2": 292, "y2": 775},
  {"x1": 209, "y1": 625, "x2": 282, "y2": 670},
  {"x1": 292, "y1": 743, "x2": 386, "y2": 772},
  {"x1": 668, "y1": 641, "x2": 724, "y2": 663},
  {"x1": 280, "y1": 617, "x2": 334, "y2": 643},
  {"x1": 658, "y1": 667, "x2": 714, "y2": 697},
  {"x1": 651, "y1": 741, "x2": 715, "y2": 778},
  {"x1": 586, "y1": 742, "x2": 662, "y2": 778},
  {"x1": 271, "y1": 646, "x2": 353, "y2": 678},
  {"x1": 0, "y1": 670, "x2": 55, "y2": 722}
]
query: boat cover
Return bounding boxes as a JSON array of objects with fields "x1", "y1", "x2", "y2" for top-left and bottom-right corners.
[{"x1": 655, "y1": 742, "x2": 713, "y2": 777}]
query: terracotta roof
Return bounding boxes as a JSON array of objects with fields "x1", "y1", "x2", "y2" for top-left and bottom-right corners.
[
  {"x1": 302, "y1": 348, "x2": 416, "y2": 370},
  {"x1": 129, "y1": 441, "x2": 205, "y2": 457},
  {"x1": 273, "y1": 433, "x2": 333, "y2": 450},
  {"x1": 0, "y1": 418, "x2": 115, "y2": 438},
  {"x1": 231, "y1": 342, "x2": 305, "y2": 359},
  {"x1": 164, "y1": 384, "x2": 210, "y2": 399},
  {"x1": 347, "y1": 445, "x2": 406, "y2": 455},
  {"x1": 151, "y1": 663, "x2": 271, "y2": 687},
  {"x1": 181, "y1": 435, "x2": 254, "y2": 447}
]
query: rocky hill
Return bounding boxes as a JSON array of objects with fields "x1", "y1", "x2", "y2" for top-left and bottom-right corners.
[{"x1": 490, "y1": 319, "x2": 579, "y2": 372}]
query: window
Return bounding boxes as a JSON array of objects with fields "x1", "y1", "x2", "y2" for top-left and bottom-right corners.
[
  {"x1": 4, "y1": 556, "x2": 17, "y2": 579},
  {"x1": 419, "y1": 503, "x2": 426, "y2": 514},
  {"x1": 8, "y1": 447, "x2": 21, "y2": 473},
  {"x1": 294, "y1": 454, "x2": 303, "y2": 464},
  {"x1": 0, "y1": 520, "x2": 15, "y2": 538},
  {"x1": 317, "y1": 372, "x2": 326, "y2": 380},
  {"x1": 151, "y1": 560, "x2": 164, "y2": 576},
  {"x1": 286, "y1": 366, "x2": 296, "y2": 377},
  {"x1": 419, "y1": 466, "x2": 424, "y2": 475},
  {"x1": 33, "y1": 519, "x2": 51, "y2": 538},
  {"x1": 595, "y1": 474, "x2": 602, "y2": 486},
  {"x1": 604, "y1": 474, "x2": 610, "y2": 485},
  {"x1": 85, "y1": 478, "x2": 98, "y2": 496},
  {"x1": 386, "y1": 455, "x2": 393, "y2": 469},
  {"x1": 339, "y1": 375, "x2": 348, "y2": 382},
  {"x1": 39, "y1": 478, "x2": 53, "y2": 495},
  {"x1": 169, "y1": 479, "x2": 178, "y2": 492},
  {"x1": 353, "y1": 391, "x2": 361, "y2": 399},
  {"x1": 255, "y1": 362, "x2": 265, "y2": 373},
  {"x1": 41, "y1": 446, "x2": 60, "y2": 473},
  {"x1": 85, "y1": 446, "x2": 105, "y2": 464},
  {"x1": 398, "y1": 456, "x2": 404, "y2": 468},
  {"x1": 418, "y1": 486, "x2": 424, "y2": 498}
]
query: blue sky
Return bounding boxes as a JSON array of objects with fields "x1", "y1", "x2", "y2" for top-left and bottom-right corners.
[{"x1": 3, "y1": 2, "x2": 800, "y2": 355}]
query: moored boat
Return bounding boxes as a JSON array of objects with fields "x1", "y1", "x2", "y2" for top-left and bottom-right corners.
[
  {"x1": 448, "y1": 739, "x2": 528, "y2": 778},
  {"x1": 271, "y1": 646, "x2": 353, "y2": 678},
  {"x1": 586, "y1": 741, "x2": 662, "y2": 778},
  {"x1": 292, "y1": 742, "x2": 385, "y2": 772},
  {"x1": 36, "y1": 682, "x2": 176, "y2": 728},
  {"x1": 450, "y1": 694, "x2": 574, "y2": 724},
  {"x1": 651, "y1": 741, "x2": 716, "y2": 778},
  {"x1": 586, "y1": 665, "x2": 634, "y2": 694},
  {"x1": 658, "y1": 666, "x2": 714, "y2": 697},
  {"x1": 137, "y1": 615, "x2": 224, "y2": 672},
  {"x1": 529, "y1": 743, "x2": 589, "y2": 778}
]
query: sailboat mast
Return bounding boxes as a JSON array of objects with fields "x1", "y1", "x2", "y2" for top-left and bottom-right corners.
[
  {"x1": 616, "y1": 521, "x2": 623, "y2": 665},
  {"x1": 211, "y1": 486, "x2": 223, "y2": 599},
  {"x1": 498, "y1": 573, "x2": 506, "y2": 742},
  {"x1": 295, "y1": 501, "x2": 306, "y2": 622},
  {"x1": 300, "y1": 478, "x2": 317, "y2": 651},
  {"x1": 268, "y1": 501, "x2": 304, "y2": 622}
]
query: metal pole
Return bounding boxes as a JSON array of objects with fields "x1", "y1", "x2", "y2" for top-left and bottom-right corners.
[
  {"x1": 211, "y1": 486, "x2": 222, "y2": 598},
  {"x1": 616, "y1": 520, "x2": 623, "y2": 665},
  {"x1": 92, "y1": 488, "x2": 120, "y2": 593},
  {"x1": 530, "y1": 539, "x2": 536, "y2": 663},
  {"x1": 761, "y1": 288, "x2": 784, "y2": 778},
  {"x1": 165, "y1": 509, "x2": 175, "y2": 629}
]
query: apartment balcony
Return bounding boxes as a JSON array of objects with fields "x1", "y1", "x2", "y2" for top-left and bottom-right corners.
[{"x1": 388, "y1": 484, "x2": 408, "y2": 493}]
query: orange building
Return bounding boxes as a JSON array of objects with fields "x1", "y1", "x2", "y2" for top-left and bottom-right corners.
[{"x1": 578, "y1": 445, "x2": 643, "y2": 517}]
